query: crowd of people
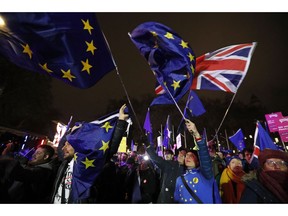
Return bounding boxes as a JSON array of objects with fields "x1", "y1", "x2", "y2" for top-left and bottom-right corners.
[{"x1": 0, "y1": 104, "x2": 288, "y2": 204}]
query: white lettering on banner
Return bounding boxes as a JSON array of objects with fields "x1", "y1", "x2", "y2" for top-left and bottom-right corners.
[
  {"x1": 268, "y1": 114, "x2": 279, "y2": 118},
  {"x1": 279, "y1": 118, "x2": 288, "y2": 123}
]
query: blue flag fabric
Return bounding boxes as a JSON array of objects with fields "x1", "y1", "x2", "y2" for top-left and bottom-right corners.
[
  {"x1": 130, "y1": 139, "x2": 135, "y2": 151},
  {"x1": 66, "y1": 110, "x2": 120, "y2": 202},
  {"x1": 143, "y1": 108, "x2": 152, "y2": 133},
  {"x1": 130, "y1": 22, "x2": 196, "y2": 106},
  {"x1": 184, "y1": 90, "x2": 206, "y2": 118},
  {"x1": 143, "y1": 107, "x2": 154, "y2": 146},
  {"x1": 254, "y1": 121, "x2": 278, "y2": 152},
  {"x1": 163, "y1": 115, "x2": 173, "y2": 149},
  {"x1": 0, "y1": 13, "x2": 115, "y2": 89},
  {"x1": 177, "y1": 90, "x2": 206, "y2": 134},
  {"x1": 229, "y1": 129, "x2": 246, "y2": 151}
]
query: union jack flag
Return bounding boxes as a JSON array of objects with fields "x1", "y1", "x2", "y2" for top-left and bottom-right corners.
[
  {"x1": 251, "y1": 121, "x2": 278, "y2": 160},
  {"x1": 191, "y1": 43, "x2": 257, "y2": 93}
]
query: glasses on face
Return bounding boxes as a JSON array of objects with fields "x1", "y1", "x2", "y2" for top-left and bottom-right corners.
[{"x1": 265, "y1": 160, "x2": 288, "y2": 168}]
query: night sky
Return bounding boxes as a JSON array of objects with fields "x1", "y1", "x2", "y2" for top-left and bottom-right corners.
[{"x1": 50, "y1": 13, "x2": 288, "y2": 123}]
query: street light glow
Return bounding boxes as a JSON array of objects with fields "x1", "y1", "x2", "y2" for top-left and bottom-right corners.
[{"x1": 0, "y1": 16, "x2": 5, "y2": 26}]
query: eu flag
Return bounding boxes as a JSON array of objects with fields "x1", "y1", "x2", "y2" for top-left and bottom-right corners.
[
  {"x1": 66, "y1": 110, "x2": 120, "y2": 202},
  {"x1": 0, "y1": 13, "x2": 115, "y2": 89},
  {"x1": 130, "y1": 22, "x2": 196, "y2": 106},
  {"x1": 184, "y1": 90, "x2": 206, "y2": 118},
  {"x1": 177, "y1": 90, "x2": 205, "y2": 134},
  {"x1": 229, "y1": 128, "x2": 246, "y2": 151}
]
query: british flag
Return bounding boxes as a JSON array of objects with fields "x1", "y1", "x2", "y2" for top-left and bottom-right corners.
[
  {"x1": 252, "y1": 121, "x2": 278, "y2": 160},
  {"x1": 191, "y1": 42, "x2": 257, "y2": 93}
]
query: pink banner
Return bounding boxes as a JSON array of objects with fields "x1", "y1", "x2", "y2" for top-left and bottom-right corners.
[
  {"x1": 279, "y1": 131, "x2": 288, "y2": 142},
  {"x1": 265, "y1": 112, "x2": 283, "y2": 132}
]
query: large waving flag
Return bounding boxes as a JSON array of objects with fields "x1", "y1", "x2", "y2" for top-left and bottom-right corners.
[
  {"x1": 252, "y1": 121, "x2": 278, "y2": 159},
  {"x1": 0, "y1": 13, "x2": 115, "y2": 89},
  {"x1": 163, "y1": 115, "x2": 173, "y2": 149},
  {"x1": 228, "y1": 128, "x2": 246, "y2": 151},
  {"x1": 191, "y1": 43, "x2": 257, "y2": 93},
  {"x1": 66, "y1": 110, "x2": 121, "y2": 202},
  {"x1": 129, "y1": 21, "x2": 196, "y2": 106}
]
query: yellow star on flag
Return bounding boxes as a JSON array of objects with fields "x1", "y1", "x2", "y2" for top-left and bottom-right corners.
[
  {"x1": 74, "y1": 152, "x2": 78, "y2": 163},
  {"x1": 81, "y1": 59, "x2": 92, "y2": 74},
  {"x1": 21, "y1": 44, "x2": 33, "y2": 59},
  {"x1": 81, "y1": 19, "x2": 94, "y2": 35},
  {"x1": 180, "y1": 40, "x2": 189, "y2": 48},
  {"x1": 81, "y1": 157, "x2": 95, "y2": 169},
  {"x1": 164, "y1": 32, "x2": 174, "y2": 39},
  {"x1": 187, "y1": 53, "x2": 195, "y2": 62},
  {"x1": 171, "y1": 80, "x2": 181, "y2": 91},
  {"x1": 85, "y1": 40, "x2": 97, "y2": 55},
  {"x1": 61, "y1": 69, "x2": 76, "y2": 82},
  {"x1": 190, "y1": 64, "x2": 195, "y2": 74},
  {"x1": 99, "y1": 140, "x2": 109, "y2": 153},
  {"x1": 39, "y1": 63, "x2": 53, "y2": 73},
  {"x1": 101, "y1": 122, "x2": 113, "y2": 132}
]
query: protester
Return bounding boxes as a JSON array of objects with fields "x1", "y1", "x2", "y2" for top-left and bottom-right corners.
[
  {"x1": 209, "y1": 144, "x2": 226, "y2": 188},
  {"x1": 242, "y1": 148, "x2": 259, "y2": 173},
  {"x1": 174, "y1": 119, "x2": 221, "y2": 204},
  {"x1": 145, "y1": 138, "x2": 185, "y2": 203},
  {"x1": 240, "y1": 148, "x2": 288, "y2": 203},
  {"x1": 50, "y1": 104, "x2": 129, "y2": 203},
  {"x1": 0, "y1": 144, "x2": 56, "y2": 203},
  {"x1": 219, "y1": 155, "x2": 246, "y2": 203}
]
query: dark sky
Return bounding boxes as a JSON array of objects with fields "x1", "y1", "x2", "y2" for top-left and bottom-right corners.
[{"x1": 51, "y1": 13, "x2": 288, "y2": 123}]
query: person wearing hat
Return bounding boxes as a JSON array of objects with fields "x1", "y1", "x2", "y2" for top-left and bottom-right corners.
[
  {"x1": 240, "y1": 148, "x2": 288, "y2": 203},
  {"x1": 219, "y1": 155, "x2": 246, "y2": 203},
  {"x1": 173, "y1": 119, "x2": 221, "y2": 204}
]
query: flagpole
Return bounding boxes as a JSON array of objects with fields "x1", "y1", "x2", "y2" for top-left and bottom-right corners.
[
  {"x1": 103, "y1": 31, "x2": 144, "y2": 135},
  {"x1": 162, "y1": 84, "x2": 186, "y2": 119},
  {"x1": 184, "y1": 130, "x2": 187, "y2": 148},
  {"x1": 215, "y1": 129, "x2": 220, "y2": 151},
  {"x1": 214, "y1": 93, "x2": 237, "y2": 140},
  {"x1": 225, "y1": 129, "x2": 230, "y2": 150},
  {"x1": 279, "y1": 135, "x2": 288, "y2": 152}
]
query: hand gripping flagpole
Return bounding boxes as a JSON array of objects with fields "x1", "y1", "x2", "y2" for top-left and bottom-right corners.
[{"x1": 102, "y1": 31, "x2": 144, "y2": 135}]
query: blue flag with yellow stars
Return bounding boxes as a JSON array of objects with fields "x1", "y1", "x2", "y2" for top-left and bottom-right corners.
[
  {"x1": 0, "y1": 13, "x2": 115, "y2": 89},
  {"x1": 184, "y1": 90, "x2": 206, "y2": 118},
  {"x1": 66, "y1": 110, "x2": 120, "y2": 202},
  {"x1": 129, "y1": 21, "x2": 196, "y2": 106},
  {"x1": 228, "y1": 128, "x2": 246, "y2": 151}
]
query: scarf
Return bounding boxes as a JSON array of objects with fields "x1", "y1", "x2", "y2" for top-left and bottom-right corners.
[
  {"x1": 220, "y1": 167, "x2": 245, "y2": 203},
  {"x1": 259, "y1": 169, "x2": 288, "y2": 203}
]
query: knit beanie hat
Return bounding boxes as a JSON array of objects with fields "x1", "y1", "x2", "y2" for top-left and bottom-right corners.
[
  {"x1": 225, "y1": 155, "x2": 241, "y2": 166},
  {"x1": 258, "y1": 148, "x2": 288, "y2": 167}
]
